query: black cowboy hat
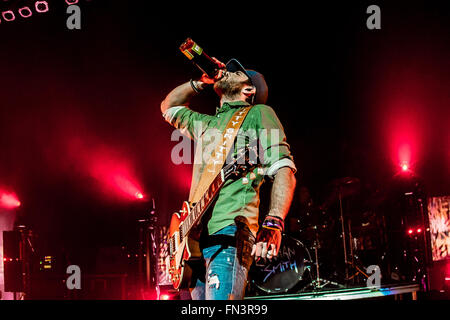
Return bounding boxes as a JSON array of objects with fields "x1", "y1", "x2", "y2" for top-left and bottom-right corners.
[{"x1": 225, "y1": 58, "x2": 268, "y2": 105}]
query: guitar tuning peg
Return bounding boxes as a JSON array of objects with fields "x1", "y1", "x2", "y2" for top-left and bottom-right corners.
[
  {"x1": 242, "y1": 177, "x2": 249, "y2": 185},
  {"x1": 249, "y1": 172, "x2": 256, "y2": 180},
  {"x1": 257, "y1": 167, "x2": 264, "y2": 175}
]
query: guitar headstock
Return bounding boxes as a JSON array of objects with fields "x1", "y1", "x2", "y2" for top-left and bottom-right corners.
[{"x1": 223, "y1": 145, "x2": 263, "y2": 183}]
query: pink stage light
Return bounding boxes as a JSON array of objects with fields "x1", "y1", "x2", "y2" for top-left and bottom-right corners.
[
  {"x1": 110, "y1": 173, "x2": 145, "y2": 201},
  {"x1": 2, "y1": 10, "x2": 15, "y2": 21},
  {"x1": 401, "y1": 163, "x2": 409, "y2": 172},
  {"x1": 35, "y1": 1, "x2": 49, "y2": 13},
  {"x1": 88, "y1": 150, "x2": 146, "y2": 202},
  {"x1": 18, "y1": 7, "x2": 33, "y2": 18},
  {"x1": 0, "y1": 192, "x2": 21, "y2": 209},
  {"x1": 135, "y1": 192, "x2": 144, "y2": 199}
]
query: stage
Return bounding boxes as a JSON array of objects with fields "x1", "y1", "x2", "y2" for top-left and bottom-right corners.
[{"x1": 246, "y1": 283, "x2": 421, "y2": 301}]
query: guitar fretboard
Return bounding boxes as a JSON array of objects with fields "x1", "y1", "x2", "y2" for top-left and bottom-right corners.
[{"x1": 180, "y1": 170, "x2": 225, "y2": 240}]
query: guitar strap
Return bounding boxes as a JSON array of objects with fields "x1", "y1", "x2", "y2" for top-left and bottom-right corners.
[{"x1": 188, "y1": 105, "x2": 253, "y2": 204}]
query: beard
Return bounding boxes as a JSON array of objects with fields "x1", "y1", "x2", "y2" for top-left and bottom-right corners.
[{"x1": 214, "y1": 77, "x2": 252, "y2": 99}]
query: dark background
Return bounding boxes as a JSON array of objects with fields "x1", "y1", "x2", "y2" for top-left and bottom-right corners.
[{"x1": 0, "y1": 1, "x2": 449, "y2": 272}]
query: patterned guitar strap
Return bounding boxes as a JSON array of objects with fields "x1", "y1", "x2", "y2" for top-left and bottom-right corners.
[{"x1": 188, "y1": 105, "x2": 253, "y2": 204}]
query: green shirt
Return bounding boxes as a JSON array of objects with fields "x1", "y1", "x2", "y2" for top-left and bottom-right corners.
[{"x1": 163, "y1": 101, "x2": 296, "y2": 236}]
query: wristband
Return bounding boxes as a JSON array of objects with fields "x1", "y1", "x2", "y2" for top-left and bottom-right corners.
[
  {"x1": 262, "y1": 215, "x2": 284, "y2": 232},
  {"x1": 190, "y1": 79, "x2": 201, "y2": 93}
]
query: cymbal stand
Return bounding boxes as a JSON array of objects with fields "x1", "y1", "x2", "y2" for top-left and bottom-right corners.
[
  {"x1": 346, "y1": 219, "x2": 369, "y2": 284},
  {"x1": 338, "y1": 187, "x2": 349, "y2": 281}
]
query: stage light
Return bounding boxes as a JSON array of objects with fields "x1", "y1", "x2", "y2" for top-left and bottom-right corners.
[
  {"x1": 417, "y1": 228, "x2": 422, "y2": 233},
  {"x1": 35, "y1": 1, "x2": 49, "y2": 13},
  {"x1": 18, "y1": 7, "x2": 33, "y2": 18},
  {"x1": 135, "y1": 192, "x2": 144, "y2": 199},
  {"x1": 2, "y1": 10, "x2": 15, "y2": 21},
  {"x1": 401, "y1": 163, "x2": 409, "y2": 171},
  {"x1": 408, "y1": 229, "x2": 414, "y2": 235},
  {"x1": 160, "y1": 294, "x2": 170, "y2": 300},
  {"x1": 0, "y1": 192, "x2": 21, "y2": 209}
]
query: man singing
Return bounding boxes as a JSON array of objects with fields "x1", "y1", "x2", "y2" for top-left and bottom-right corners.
[{"x1": 161, "y1": 57, "x2": 297, "y2": 300}]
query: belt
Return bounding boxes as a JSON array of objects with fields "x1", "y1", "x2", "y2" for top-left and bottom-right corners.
[{"x1": 199, "y1": 234, "x2": 236, "y2": 250}]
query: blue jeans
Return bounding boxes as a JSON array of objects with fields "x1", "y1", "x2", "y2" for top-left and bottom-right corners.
[{"x1": 190, "y1": 223, "x2": 255, "y2": 300}]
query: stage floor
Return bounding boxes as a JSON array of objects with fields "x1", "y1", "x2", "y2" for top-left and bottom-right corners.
[{"x1": 246, "y1": 283, "x2": 420, "y2": 300}]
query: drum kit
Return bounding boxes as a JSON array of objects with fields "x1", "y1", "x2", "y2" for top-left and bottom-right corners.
[{"x1": 249, "y1": 177, "x2": 386, "y2": 295}]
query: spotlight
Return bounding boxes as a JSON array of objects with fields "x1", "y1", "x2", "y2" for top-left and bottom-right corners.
[
  {"x1": 0, "y1": 192, "x2": 21, "y2": 209},
  {"x1": 2, "y1": 10, "x2": 15, "y2": 21},
  {"x1": 401, "y1": 163, "x2": 409, "y2": 171},
  {"x1": 408, "y1": 229, "x2": 414, "y2": 235},
  {"x1": 35, "y1": 1, "x2": 49, "y2": 13},
  {"x1": 135, "y1": 192, "x2": 144, "y2": 199},
  {"x1": 18, "y1": 7, "x2": 33, "y2": 18}
]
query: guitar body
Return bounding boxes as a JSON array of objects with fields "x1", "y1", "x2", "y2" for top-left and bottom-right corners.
[{"x1": 168, "y1": 201, "x2": 202, "y2": 289}]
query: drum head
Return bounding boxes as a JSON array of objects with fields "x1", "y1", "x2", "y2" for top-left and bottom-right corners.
[{"x1": 249, "y1": 235, "x2": 312, "y2": 294}]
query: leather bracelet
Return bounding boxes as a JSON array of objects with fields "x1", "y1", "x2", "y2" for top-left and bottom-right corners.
[{"x1": 190, "y1": 79, "x2": 201, "y2": 93}]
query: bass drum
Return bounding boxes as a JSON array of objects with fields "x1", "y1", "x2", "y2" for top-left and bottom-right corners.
[{"x1": 249, "y1": 235, "x2": 313, "y2": 294}]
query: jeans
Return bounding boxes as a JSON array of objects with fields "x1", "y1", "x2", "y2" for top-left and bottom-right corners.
[{"x1": 190, "y1": 223, "x2": 255, "y2": 300}]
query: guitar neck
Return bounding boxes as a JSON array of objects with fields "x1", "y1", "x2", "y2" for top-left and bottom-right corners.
[{"x1": 181, "y1": 170, "x2": 226, "y2": 237}]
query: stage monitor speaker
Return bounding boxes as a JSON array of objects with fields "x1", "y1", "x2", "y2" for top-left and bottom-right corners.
[{"x1": 3, "y1": 231, "x2": 24, "y2": 292}]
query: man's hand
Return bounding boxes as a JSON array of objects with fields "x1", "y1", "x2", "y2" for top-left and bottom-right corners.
[
  {"x1": 198, "y1": 57, "x2": 226, "y2": 85},
  {"x1": 251, "y1": 228, "x2": 282, "y2": 261},
  {"x1": 251, "y1": 215, "x2": 284, "y2": 261},
  {"x1": 160, "y1": 57, "x2": 225, "y2": 113}
]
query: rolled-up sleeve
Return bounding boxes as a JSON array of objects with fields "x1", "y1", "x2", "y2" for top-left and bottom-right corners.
[
  {"x1": 256, "y1": 105, "x2": 297, "y2": 179},
  {"x1": 162, "y1": 106, "x2": 210, "y2": 140}
]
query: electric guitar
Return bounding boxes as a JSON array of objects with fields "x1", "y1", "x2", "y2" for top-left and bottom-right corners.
[{"x1": 167, "y1": 146, "x2": 261, "y2": 289}]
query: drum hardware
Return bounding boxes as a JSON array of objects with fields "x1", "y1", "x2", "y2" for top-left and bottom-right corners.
[
  {"x1": 249, "y1": 235, "x2": 314, "y2": 294},
  {"x1": 345, "y1": 218, "x2": 370, "y2": 283},
  {"x1": 328, "y1": 177, "x2": 361, "y2": 285},
  {"x1": 300, "y1": 223, "x2": 345, "y2": 291}
]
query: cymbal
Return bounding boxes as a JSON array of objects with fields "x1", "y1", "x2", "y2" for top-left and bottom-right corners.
[
  {"x1": 320, "y1": 177, "x2": 361, "y2": 209},
  {"x1": 329, "y1": 177, "x2": 360, "y2": 195},
  {"x1": 329, "y1": 177, "x2": 360, "y2": 188}
]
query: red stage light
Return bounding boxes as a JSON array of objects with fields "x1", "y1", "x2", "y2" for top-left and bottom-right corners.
[
  {"x1": 160, "y1": 294, "x2": 170, "y2": 300},
  {"x1": 135, "y1": 192, "x2": 144, "y2": 199},
  {"x1": 0, "y1": 192, "x2": 21, "y2": 209},
  {"x1": 35, "y1": 1, "x2": 49, "y2": 13},
  {"x1": 416, "y1": 228, "x2": 422, "y2": 233},
  {"x1": 18, "y1": 7, "x2": 33, "y2": 18},
  {"x1": 401, "y1": 163, "x2": 409, "y2": 171},
  {"x1": 408, "y1": 229, "x2": 414, "y2": 235},
  {"x1": 2, "y1": 10, "x2": 16, "y2": 22},
  {"x1": 88, "y1": 149, "x2": 146, "y2": 202}
]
